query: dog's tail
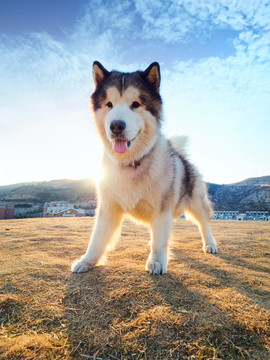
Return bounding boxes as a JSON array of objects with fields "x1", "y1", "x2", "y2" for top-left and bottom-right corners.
[{"x1": 169, "y1": 135, "x2": 188, "y2": 156}]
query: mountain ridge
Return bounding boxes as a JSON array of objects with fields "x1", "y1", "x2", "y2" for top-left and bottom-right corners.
[
  {"x1": 228, "y1": 175, "x2": 270, "y2": 186},
  {"x1": 0, "y1": 176, "x2": 269, "y2": 213}
]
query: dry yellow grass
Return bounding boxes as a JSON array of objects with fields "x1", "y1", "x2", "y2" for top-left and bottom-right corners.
[{"x1": 0, "y1": 217, "x2": 269, "y2": 359}]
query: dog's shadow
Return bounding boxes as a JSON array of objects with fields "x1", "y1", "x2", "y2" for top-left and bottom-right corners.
[{"x1": 63, "y1": 261, "x2": 261, "y2": 358}]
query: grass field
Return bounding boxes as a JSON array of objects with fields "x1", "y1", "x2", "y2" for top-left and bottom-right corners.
[{"x1": 0, "y1": 217, "x2": 269, "y2": 359}]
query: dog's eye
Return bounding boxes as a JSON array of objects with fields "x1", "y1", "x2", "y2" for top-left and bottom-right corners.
[
  {"x1": 131, "y1": 101, "x2": 140, "y2": 109},
  {"x1": 106, "y1": 101, "x2": 113, "y2": 109}
]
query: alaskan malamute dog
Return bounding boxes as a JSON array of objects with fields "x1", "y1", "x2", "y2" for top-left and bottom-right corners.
[{"x1": 72, "y1": 61, "x2": 218, "y2": 275}]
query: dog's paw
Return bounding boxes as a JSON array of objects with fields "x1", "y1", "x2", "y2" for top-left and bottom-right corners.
[
  {"x1": 203, "y1": 244, "x2": 218, "y2": 254},
  {"x1": 146, "y1": 259, "x2": 167, "y2": 275},
  {"x1": 71, "y1": 258, "x2": 94, "y2": 273}
]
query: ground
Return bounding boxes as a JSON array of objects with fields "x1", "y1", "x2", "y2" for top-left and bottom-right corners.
[{"x1": 0, "y1": 217, "x2": 269, "y2": 359}]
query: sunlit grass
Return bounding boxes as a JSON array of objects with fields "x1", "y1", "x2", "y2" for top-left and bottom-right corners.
[{"x1": 0, "y1": 218, "x2": 269, "y2": 359}]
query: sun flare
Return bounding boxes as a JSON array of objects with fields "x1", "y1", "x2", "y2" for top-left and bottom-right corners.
[{"x1": 90, "y1": 164, "x2": 104, "y2": 185}]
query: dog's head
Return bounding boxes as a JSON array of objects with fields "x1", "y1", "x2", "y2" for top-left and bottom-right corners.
[{"x1": 90, "y1": 61, "x2": 162, "y2": 164}]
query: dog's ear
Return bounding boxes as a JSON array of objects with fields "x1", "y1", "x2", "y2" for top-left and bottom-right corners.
[
  {"x1": 142, "y1": 62, "x2": 161, "y2": 92},
  {"x1": 92, "y1": 61, "x2": 109, "y2": 88}
]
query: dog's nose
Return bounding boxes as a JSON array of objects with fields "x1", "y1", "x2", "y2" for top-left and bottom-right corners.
[{"x1": 110, "y1": 120, "x2": 126, "y2": 135}]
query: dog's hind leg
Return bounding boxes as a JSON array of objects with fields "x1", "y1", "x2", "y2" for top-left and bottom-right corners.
[
  {"x1": 146, "y1": 211, "x2": 173, "y2": 275},
  {"x1": 72, "y1": 204, "x2": 123, "y2": 273},
  {"x1": 185, "y1": 193, "x2": 218, "y2": 254}
]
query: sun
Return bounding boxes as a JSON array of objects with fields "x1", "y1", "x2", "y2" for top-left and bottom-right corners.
[{"x1": 90, "y1": 162, "x2": 104, "y2": 185}]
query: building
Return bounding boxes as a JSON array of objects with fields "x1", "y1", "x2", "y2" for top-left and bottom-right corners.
[
  {"x1": 212, "y1": 210, "x2": 269, "y2": 221},
  {"x1": 43, "y1": 201, "x2": 86, "y2": 217},
  {"x1": 14, "y1": 204, "x2": 43, "y2": 218},
  {"x1": 0, "y1": 203, "x2": 15, "y2": 220},
  {"x1": 244, "y1": 211, "x2": 269, "y2": 221},
  {"x1": 212, "y1": 211, "x2": 239, "y2": 220}
]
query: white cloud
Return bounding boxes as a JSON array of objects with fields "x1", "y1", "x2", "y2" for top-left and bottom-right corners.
[
  {"x1": 134, "y1": 0, "x2": 270, "y2": 43},
  {"x1": 0, "y1": 1, "x2": 147, "y2": 185},
  {"x1": 0, "y1": 30, "x2": 101, "y2": 185},
  {"x1": 0, "y1": 0, "x2": 269, "y2": 184},
  {"x1": 161, "y1": 34, "x2": 270, "y2": 183}
]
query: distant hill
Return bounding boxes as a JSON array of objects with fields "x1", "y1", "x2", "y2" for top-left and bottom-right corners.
[
  {"x1": 230, "y1": 176, "x2": 270, "y2": 187},
  {"x1": 0, "y1": 182, "x2": 39, "y2": 196},
  {"x1": 1, "y1": 176, "x2": 270, "y2": 213},
  {"x1": 208, "y1": 176, "x2": 270, "y2": 212},
  {"x1": 0, "y1": 178, "x2": 97, "y2": 209}
]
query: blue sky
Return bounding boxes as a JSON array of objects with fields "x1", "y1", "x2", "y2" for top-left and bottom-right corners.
[{"x1": 1, "y1": 0, "x2": 270, "y2": 185}]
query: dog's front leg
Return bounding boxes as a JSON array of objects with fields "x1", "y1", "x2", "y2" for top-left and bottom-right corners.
[
  {"x1": 71, "y1": 204, "x2": 123, "y2": 273},
  {"x1": 146, "y1": 211, "x2": 173, "y2": 275}
]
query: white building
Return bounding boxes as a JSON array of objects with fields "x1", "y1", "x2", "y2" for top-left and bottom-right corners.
[
  {"x1": 244, "y1": 211, "x2": 269, "y2": 221},
  {"x1": 213, "y1": 210, "x2": 269, "y2": 221},
  {"x1": 212, "y1": 211, "x2": 239, "y2": 220},
  {"x1": 43, "y1": 201, "x2": 86, "y2": 217}
]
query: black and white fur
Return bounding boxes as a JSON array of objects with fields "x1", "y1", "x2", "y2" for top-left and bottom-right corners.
[{"x1": 72, "y1": 61, "x2": 218, "y2": 275}]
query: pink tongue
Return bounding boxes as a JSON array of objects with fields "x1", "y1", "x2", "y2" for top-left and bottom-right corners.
[{"x1": 113, "y1": 140, "x2": 128, "y2": 154}]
